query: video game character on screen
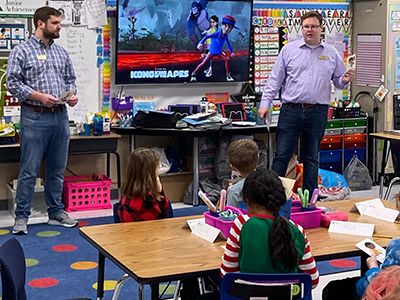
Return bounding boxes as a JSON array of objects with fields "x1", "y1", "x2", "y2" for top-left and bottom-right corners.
[
  {"x1": 190, "y1": 15, "x2": 237, "y2": 82},
  {"x1": 201, "y1": 15, "x2": 219, "y2": 77},
  {"x1": 187, "y1": 0, "x2": 210, "y2": 46},
  {"x1": 115, "y1": 0, "x2": 252, "y2": 84}
]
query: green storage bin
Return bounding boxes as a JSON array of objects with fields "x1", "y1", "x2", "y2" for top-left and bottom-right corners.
[
  {"x1": 326, "y1": 120, "x2": 343, "y2": 129},
  {"x1": 344, "y1": 119, "x2": 367, "y2": 128}
]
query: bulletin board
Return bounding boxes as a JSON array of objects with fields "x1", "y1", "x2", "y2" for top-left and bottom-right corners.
[{"x1": 252, "y1": 1, "x2": 352, "y2": 102}]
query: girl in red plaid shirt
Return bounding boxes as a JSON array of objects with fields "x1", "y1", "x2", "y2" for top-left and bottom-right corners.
[{"x1": 118, "y1": 148, "x2": 171, "y2": 222}]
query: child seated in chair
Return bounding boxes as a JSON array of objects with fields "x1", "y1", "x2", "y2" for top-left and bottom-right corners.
[
  {"x1": 220, "y1": 168, "x2": 319, "y2": 288},
  {"x1": 226, "y1": 139, "x2": 292, "y2": 219},
  {"x1": 356, "y1": 238, "x2": 400, "y2": 298},
  {"x1": 226, "y1": 138, "x2": 259, "y2": 210},
  {"x1": 118, "y1": 148, "x2": 171, "y2": 222}
]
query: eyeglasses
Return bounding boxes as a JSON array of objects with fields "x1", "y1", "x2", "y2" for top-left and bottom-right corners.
[{"x1": 302, "y1": 25, "x2": 320, "y2": 30}]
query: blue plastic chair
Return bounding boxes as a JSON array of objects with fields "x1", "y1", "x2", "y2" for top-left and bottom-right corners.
[
  {"x1": 0, "y1": 238, "x2": 27, "y2": 300},
  {"x1": 220, "y1": 273, "x2": 312, "y2": 300}
]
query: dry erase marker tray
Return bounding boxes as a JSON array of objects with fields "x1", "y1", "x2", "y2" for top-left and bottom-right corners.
[{"x1": 204, "y1": 206, "x2": 245, "y2": 239}]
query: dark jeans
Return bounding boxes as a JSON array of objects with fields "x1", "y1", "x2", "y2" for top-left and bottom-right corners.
[{"x1": 272, "y1": 103, "x2": 329, "y2": 193}]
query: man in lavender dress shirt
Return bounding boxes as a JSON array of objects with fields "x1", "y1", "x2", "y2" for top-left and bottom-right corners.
[{"x1": 258, "y1": 11, "x2": 353, "y2": 194}]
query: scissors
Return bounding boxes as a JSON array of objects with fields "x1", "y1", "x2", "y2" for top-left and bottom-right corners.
[{"x1": 297, "y1": 188, "x2": 309, "y2": 208}]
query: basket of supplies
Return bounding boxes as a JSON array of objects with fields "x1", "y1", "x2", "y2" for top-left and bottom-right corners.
[
  {"x1": 63, "y1": 175, "x2": 112, "y2": 211},
  {"x1": 204, "y1": 206, "x2": 245, "y2": 239}
]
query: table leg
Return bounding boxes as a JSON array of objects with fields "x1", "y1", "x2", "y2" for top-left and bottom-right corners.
[
  {"x1": 138, "y1": 284, "x2": 144, "y2": 300},
  {"x1": 379, "y1": 140, "x2": 389, "y2": 198},
  {"x1": 97, "y1": 252, "x2": 105, "y2": 300},
  {"x1": 192, "y1": 137, "x2": 199, "y2": 206},
  {"x1": 151, "y1": 283, "x2": 159, "y2": 300}
]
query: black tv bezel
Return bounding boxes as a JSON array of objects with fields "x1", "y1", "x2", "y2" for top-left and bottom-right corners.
[{"x1": 114, "y1": 0, "x2": 254, "y2": 85}]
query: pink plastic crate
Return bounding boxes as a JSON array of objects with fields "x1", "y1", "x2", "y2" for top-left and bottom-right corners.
[
  {"x1": 63, "y1": 175, "x2": 112, "y2": 212},
  {"x1": 290, "y1": 208, "x2": 322, "y2": 229},
  {"x1": 204, "y1": 206, "x2": 244, "y2": 239}
]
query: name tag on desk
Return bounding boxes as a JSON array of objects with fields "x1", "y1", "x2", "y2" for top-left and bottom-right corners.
[
  {"x1": 319, "y1": 55, "x2": 329, "y2": 60},
  {"x1": 186, "y1": 218, "x2": 221, "y2": 243},
  {"x1": 37, "y1": 54, "x2": 47, "y2": 60},
  {"x1": 328, "y1": 220, "x2": 375, "y2": 237}
]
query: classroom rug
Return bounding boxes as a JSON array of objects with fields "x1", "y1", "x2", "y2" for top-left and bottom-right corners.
[{"x1": 0, "y1": 205, "x2": 359, "y2": 300}]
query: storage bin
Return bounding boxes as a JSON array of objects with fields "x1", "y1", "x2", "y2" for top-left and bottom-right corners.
[
  {"x1": 320, "y1": 135, "x2": 342, "y2": 150},
  {"x1": 343, "y1": 127, "x2": 366, "y2": 135},
  {"x1": 344, "y1": 134, "x2": 367, "y2": 149},
  {"x1": 325, "y1": 120, "x2": 343, "y2": 129},
  {"x1": 204, "y1": 206, "x2": 244, "y2": 239},
  {"x1": 319, "y1": 149, "x2": 342, "y2": 164},
  {"x1": 332, "y1": 107, "x2": 361, "y2": 119},
  {"x1": 290, "y1": 208, "x2": 322, "y2": 229},
  {"x1": 344, "y1": 148, "x2": 366, "y2": 164},
  {"x1": 63, "y1": 175, "x2": 112, "y2": 212},
  {"x1": 344, "y1": 119, "x2": 367, "y2": 128},
  {"x1": 320, "y1": 162, "x2": 343, "y2": 174},
  {"x1": 324, "y1": 128, "x2": 342, "y2": 136}
]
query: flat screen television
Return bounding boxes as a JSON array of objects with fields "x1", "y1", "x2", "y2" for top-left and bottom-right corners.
[{"x1": 115, "y1": 0, "x2": 253, "y2": 84}]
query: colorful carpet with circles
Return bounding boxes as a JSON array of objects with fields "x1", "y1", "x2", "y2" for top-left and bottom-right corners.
[{"x1": 0, "y1": 206, "x2": 360, "y2": 299}]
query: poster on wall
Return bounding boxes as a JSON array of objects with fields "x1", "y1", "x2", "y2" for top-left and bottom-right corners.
[
  {"x1": 0, "y1": 0, "x2": 44, "y2": 15},
  {"x1": 252, "y1": 2, "x2": 352, "y2": 103}
]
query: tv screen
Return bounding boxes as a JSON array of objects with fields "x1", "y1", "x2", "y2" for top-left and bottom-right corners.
[{"x1": 115, "y1": 0, "x2": 253, "y2": 84}]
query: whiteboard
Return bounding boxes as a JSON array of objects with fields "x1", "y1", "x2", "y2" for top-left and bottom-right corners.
[{"x1": 56, "y1": 26, "x2": 100, "y2": 122}]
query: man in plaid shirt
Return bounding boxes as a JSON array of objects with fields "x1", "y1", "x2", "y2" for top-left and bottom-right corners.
[{"x1": 7, "y1": 6, "x2": 79, "y2": 234}]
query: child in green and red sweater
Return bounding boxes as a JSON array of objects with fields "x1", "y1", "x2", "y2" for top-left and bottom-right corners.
[{"x1": 220, "y1": 168, "x2": 319, "y2": 288}]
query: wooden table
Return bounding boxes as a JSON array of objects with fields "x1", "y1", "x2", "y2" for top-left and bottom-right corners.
[
  {"x1": 370, "y1": 132, "x2": 400, "y2": 198},
  {"x1": 80, "y1": 197, "x2": 400, "y2": 300}
]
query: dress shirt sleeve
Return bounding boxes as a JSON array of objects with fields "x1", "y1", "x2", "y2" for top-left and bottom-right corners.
[
  {"x1": 64, "y1": 53, "x2": 77, "y2": 93},
  {"x1": 260, "y1": 47, "x2": 287, "y2": 109},
  {"x1": 331, "y1": 49, "x2": 348, "y2": 90},
  {"x1": 295, "y1": 223, "x2": 319, "y2": 288},
  {"x1": 6, "y1": 47, "x2": 35, "y2": 101}
]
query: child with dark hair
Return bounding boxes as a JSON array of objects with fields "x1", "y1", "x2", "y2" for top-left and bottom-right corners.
[
  {"x1": 118, "y1": 148, "x2": 171, "y2": 222},
  {"x1": 220, "y1": 168, "x2": 319, "y2": 288}
]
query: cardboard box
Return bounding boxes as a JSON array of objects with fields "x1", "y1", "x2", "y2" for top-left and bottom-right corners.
[{"x1": 160, "y1": 172, "x2": 192, "y2": 203}]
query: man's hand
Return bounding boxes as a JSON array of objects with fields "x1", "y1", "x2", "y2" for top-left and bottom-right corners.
[
  {"x1": 39, "y1": 93, "x2": 58, "y2": 107},
  {"x1": 366, "y1": 253, "x2": 379, "y2": 269},
  {"x1": 342, "y1": 69, "x2": 354, "y2": 85},
  {"x1": 258, "y1": 106, "x2": 269, "y2": 120},
  {"x1": 67, "y1": 94, "x2": 78, "y2": 107}
]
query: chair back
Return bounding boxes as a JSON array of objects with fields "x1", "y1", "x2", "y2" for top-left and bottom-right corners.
[
  {"x1": 220, "y1": 272, "x2": 312, "y2": 300},
  {"x1": 0, "y1": 238, "x2": 27, "y2": 300}
]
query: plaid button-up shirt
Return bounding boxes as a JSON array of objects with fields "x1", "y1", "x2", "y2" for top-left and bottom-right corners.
[{"x1": 6, "y1": 35, "x2": 76, "y2": 106}]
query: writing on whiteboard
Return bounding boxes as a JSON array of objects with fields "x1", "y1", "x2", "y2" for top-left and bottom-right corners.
[{"x1": 57, "y1": 26, "x2": 100, "y2": 122}]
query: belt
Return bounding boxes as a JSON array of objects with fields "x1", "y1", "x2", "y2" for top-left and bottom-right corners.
[
  {"x1": 22, "y1": 102, "x2": 65, "y2": 113},
  {"x1": 282, "y1": 103, "x2": 328, "y2": 109}
]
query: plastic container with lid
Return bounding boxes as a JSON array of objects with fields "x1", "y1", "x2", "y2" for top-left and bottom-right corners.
[{"x1": 92, "y1": 114, "x2": 103, "y2": 136}]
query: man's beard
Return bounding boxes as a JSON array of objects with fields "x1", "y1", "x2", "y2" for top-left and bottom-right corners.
[{"x1": 43, "y1": 28, "x2": 60, "y2": 40}]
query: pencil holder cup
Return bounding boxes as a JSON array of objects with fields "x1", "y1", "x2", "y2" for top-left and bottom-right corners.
[{"x1": 290, "y1": 207, "x2": 322, "y2": 229}]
